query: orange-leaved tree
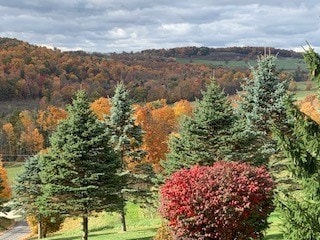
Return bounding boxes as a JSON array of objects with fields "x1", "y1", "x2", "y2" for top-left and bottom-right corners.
[
  {"x1": 297, "y1": 94, "x2": 320, "y2": 124},
  {"x1": 90, "y1": 97, "x2": 111, "y2": 120},
  {"x1": 135, "y1": 100, "x2": 176, "y2": 172},
  {"x1": 19, "y1": 110, "x2": 44, "y2": 154},
  {"x1": 172, "y1": 99, "x2": 193, "y2": 121},
  {"x1": 37, "y1": 105, "x2": 68, "y2": 147},
  {"x1": 2, "y1": 122, "x2": 17, "y2": 157},
  {"x1": 0, "y1": 155, "x2": 11, "y2": 201}
]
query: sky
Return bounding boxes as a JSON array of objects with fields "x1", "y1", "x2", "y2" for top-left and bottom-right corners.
[{"x1": 0, "y1": 0, "x2": 319, "y2": 53}]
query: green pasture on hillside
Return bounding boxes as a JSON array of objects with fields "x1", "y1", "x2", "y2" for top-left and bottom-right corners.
[{"x1": 176, "y1": 57, "x2": 306, "y2": 71}]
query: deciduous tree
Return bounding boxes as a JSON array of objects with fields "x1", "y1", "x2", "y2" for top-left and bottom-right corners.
[
  {"x1": 90, "y1": 97, "x2": 111, "y2": 120},
  {"x1": 135, "y1": 101, "x2": 176, "y2": 172}
]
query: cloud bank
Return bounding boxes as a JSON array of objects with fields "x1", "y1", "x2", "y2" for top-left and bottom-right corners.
[{"x1": 0, "y1": 0, "x2": 319, "y2": 52}]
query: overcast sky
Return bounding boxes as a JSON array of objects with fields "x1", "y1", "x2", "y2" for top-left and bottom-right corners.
[{"x1": 0, "y1": 0, "x2": 319, "y2": 53}]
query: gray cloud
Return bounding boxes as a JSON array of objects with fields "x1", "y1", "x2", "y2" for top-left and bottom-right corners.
[{"x1": 0, "y1": 0, "x2": 319, "y2": 52}]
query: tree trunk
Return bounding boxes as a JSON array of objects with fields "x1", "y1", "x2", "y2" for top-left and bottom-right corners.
[
  {"x1": 38, "y1": 220, "x2": 43, "y2": 239},
  {"x1": 82, "y1": 215, "x2": 88, "y2": 240},
  {"x1": 120, "y1": 208, "x2": 127, "y2": 232}
]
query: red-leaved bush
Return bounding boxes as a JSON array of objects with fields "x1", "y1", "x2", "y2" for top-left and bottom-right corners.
[{"x1": 159, "y1": 161, "x2": 275, "y2": 240}]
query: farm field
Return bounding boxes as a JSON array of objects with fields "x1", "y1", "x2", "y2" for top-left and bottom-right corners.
[{"x1": 176, "y1": 57, "x2": 307, "y2": 71}]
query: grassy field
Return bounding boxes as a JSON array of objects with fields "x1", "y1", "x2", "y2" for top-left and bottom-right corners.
[
  {"x1": 293, "y1": 81, "x2": 317, "y2": 100},
  {"x1": 265, "y1": 211, "x2": 283, "y2": 240},
  {"x1": 5, "y1": 162, "x2": 24, "y2": 185},
  {"x1": 176, "y1": 57, "x2": 307, "y2": 71},
  {"x1": 43, "y1": 202, "x2": 161, "y2": 240},
  {"x1": 36, "y1": 204, "x2": 283, "y2": 240}
]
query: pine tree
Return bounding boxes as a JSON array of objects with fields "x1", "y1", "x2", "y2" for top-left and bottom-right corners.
[
  {"x1": 273, "y1": 98, "x2": 320, "y2": 239},
  {"x1": 13, "y1": 155, "x2": 63, "y2": 239},
  {"x1": 163, "y1": 79, "x2": 235, "y2": 176},
  {"x1": 272, "y1": 46, "x2": 320, "y2": 239},
  {"x1": 40, "y1": 90, "x2": 121, "y2": 240},
  {"x1": 235, "y1": 54, "x2": 290, "y2": 165},
  {"x1": 107, "y1": 82, "x2": 151, "y2": 231}
]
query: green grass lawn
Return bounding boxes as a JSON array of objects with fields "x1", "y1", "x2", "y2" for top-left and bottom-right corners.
[
  {"x1": 264, "y1": 211, "x2": 283, "y2": 240},
  {"x1": 176, "y1": 57, "x2": 306, "y2": 71},
  {"x1": 43, "y1": 202, "x2": 161, "y2": 240},
  {"x1": 41, "y1": 205, "x2": 284, "y2": 240},
  {"x1": 292, "y1": 81, "x2": 317, "y2": 100},
  {"x1": 5, "y1": 162, "x2": 24, "y2": 185}
]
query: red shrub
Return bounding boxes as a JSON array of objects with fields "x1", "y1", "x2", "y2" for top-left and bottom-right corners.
[{"x1": 159, "y1": 161, "x2": 275, "y2": 240}]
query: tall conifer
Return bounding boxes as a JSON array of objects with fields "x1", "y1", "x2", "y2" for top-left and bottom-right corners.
[
  {"x1": 13, "y1": 155, "x2": 64, "y2": 239},
  {"x1": 273, "y1": 47, "x2": 320, "y2": 239},
  {"x1": 163, "y1": 79, "x2": 235, "y2": 176},
  {"x1": 40, "y1": 90, "x2": 121, "y2": 240},
  {"x1": 107, "y1": 82, "x2": 149, "y2": 231},
  {"x1": 234, "y1": 54, "x2": 289, "y2": 165}
]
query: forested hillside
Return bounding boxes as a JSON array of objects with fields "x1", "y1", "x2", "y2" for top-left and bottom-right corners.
[
  {"x1": 0, "y1": 37, "x2": 307, "y2": 109},
  {"x1": 0, "y1": 37, "x2": 213, "y2": 105}
]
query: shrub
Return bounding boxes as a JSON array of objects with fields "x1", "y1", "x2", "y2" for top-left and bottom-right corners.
[{"x1": 159, "y1": 161, "x2": 275, "y2": 240}]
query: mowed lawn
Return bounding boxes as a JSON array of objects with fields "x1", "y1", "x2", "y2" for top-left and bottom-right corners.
[
  {"x1": 5, "y1": 162, "x2": 24, "y2": 185},
  {"x1": 41, "y1": 204, "x2": 283, "y2": 240},
  {"x1": 42, "y1": 202, "x2": 161, "y2": 240}
]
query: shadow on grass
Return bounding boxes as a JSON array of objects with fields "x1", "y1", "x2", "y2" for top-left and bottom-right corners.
[
  {"x1": 48, "y1": 227, "x2": 158, "y2": 240},
  {"x1": 264, "y1": 233, "x2": 283, "y2": 240},
  {"x1": 90, "y1": 224, "x2": 114, "y2": 233},
  {"x1": 127, "y1": 237, "x2": 152, "y2": 240},
  {"x1": 48, "y1": 232, "x2": 115, "y2": 240}
]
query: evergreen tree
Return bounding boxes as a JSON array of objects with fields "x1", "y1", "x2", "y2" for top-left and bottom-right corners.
[
  {"x1": 272, "y1": 46, "x2": 320, "y2": 239},
  {"x1": 235, "y1": 54, "x2": 290, "y2": 165},
  {"x1": 107, "y1": 82, "x2": 151, "y2": 231},
  {"x1": 13, "y1": 155, "x2": 63, "y2": 239},
  {"x1": 40, "y1": 90, "x2": 121, "y2": 240},
  {"x1": 273, "y1": 98, "x2": 320, "y2": 239},
  {"x1": 163, "y1": 79, "x2": 235, "y2": 176}
]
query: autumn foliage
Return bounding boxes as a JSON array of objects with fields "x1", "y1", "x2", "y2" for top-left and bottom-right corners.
[
  {"x1": 135, "y1": 100, "x2": 177, "y2": 172},
  {"x1": 90, "y1": 97, "x2": 111, "y2": 120},
  {"x1": 297, "y1": 94, "x2": 320, "y2": 124},
  {"x1": 26, "y1": 215, "x2": 64, "y2": 237},
  {"x1": 0, "y1": 156, "x2": 11, "y2": 200},
  {"x1": 159, "y1": 161, "x2": 275, "y2": 240}
]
